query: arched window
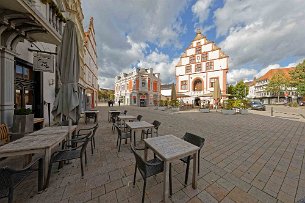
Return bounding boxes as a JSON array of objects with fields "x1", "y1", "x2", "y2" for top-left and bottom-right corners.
[{"x1": 193, "y1": 79, "x2": 203, "y2": 91}]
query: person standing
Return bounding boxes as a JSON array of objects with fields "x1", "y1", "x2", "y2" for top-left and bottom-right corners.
[{"x1": 118, "y1": 100, "x2": 121, "y2": 106}]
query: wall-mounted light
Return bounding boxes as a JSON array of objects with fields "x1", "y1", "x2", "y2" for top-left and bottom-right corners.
[{"x1": 49, "y1": 79, "x2": 54, "y2": 86}]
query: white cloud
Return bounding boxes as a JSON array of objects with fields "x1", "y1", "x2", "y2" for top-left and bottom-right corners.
[
  {"x1": 82, "y1": 0, "x2": 189, "y2": 88},
  {"x1": 227, "y1": 68, "x2": 257, "y2": 84},
  {"x1": 192, "y1": 0, "x2": 214, "y2": 23},
  {"x1": 214, "y1": 0, "x2": 305, "y2": 70}
]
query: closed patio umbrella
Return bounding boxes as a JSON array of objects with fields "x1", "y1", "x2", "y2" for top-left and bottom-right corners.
[
  {"x1": 213, "y1": 78, "x2": 221, "y2": 110},
  {"x1": 52, "y1": 20, "x2": 80, "y2": 127},
  {"x1": 171, "y1": 83, "x2": 176, "y2": 100}
]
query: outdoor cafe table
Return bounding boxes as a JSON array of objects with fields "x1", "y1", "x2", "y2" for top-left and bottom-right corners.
[
  {"x1": 118, "y1": 115, "x2": 136, "y2": 130},
  {"x1": 84, "y1": 110, "x2": 99, "y2": 124},
  {"x1": 0, "y1": 126, "x2": 77, "y2": 188},
  {"x1": 108, "y1": 109, "x2": 120, "y2": 122},
  {"x1": 144, "y1": 135, "x2": 200, "y2": 203},
  {"x1": 125, "y1": 121, "x2": 154, "y2": 149}
]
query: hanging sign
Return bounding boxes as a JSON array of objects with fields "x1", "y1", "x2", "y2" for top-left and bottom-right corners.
[{"x1": 33, "y1": 53, "x2": 54, "y2": 73}]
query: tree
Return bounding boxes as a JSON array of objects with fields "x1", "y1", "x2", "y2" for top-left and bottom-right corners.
[
  {"x1": 266, "y1": 70, "x2": 288, "y2": 103},
  {"x1": 234, "y1": 81, "x2": 249, "y2": 99},
  {"x1": 290, "y1": 60, "x2": 305, "y2": 96},
  {"x1": 227, "y1": 84, "x2": 235, "y2": 98}
]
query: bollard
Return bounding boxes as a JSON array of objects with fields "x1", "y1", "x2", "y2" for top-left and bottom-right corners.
[{"x1": 271, "y1": 107, "x2": 273, "y2": 116}]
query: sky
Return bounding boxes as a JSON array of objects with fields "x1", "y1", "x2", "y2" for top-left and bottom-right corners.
[{"x1": 82, "y1": 0, "x2": 305, "y2": 89}]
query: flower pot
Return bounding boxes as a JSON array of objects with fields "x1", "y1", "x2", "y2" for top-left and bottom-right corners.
[
  {"x1": 240, "y1": 109, "x2": 249, "y2": 115},
  {"x1": 12, "y1": 114, "x2": 34, "y2": 133},
  {"x1": 222, "y1": 109, "x2": 235, "y2": 115},
  {"x1": 199, "y1": 108, "x2": 210, "y2": 113}
]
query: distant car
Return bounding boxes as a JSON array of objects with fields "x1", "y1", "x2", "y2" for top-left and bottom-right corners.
[{"x1": 250, "y1": 101, "x2": 266, "y2": 111}]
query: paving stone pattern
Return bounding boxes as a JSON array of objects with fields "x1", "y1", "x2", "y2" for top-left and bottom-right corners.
[{"x1": 1, "y1": 106, "x2": 305, "y2": 203}]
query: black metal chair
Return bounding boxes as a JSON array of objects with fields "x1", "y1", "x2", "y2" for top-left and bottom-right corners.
[
  {"x1": 179, "y1": 132, "x2": 205, "y2": 185},
  {"x1": 123, "y1": 110, "x2": 127, "y2": 115},
  {"x1": 131, "y1": 147, "x2": 172, "y2": 203},
  {"x1": 45, "y1": 132, "x2": 92, "y2": 188},
  {"x1": 115, "y1": 124, "x2": 131, "y2": 152},
  {"x1": 0, "y1": 158, "x2": 44, "y2": 203},
  {"x1": 142, "y1": 120, "x2": 161, "y2": 138},
  {"x1": 111, "y1": 112, "x2": 121, "y2": 132},
  {"x1": 74, "y1": 123, "x2": 98, "y2": 155},
  {"x1": 136, "y1": 115, "x2": 143, "y2": 121}
]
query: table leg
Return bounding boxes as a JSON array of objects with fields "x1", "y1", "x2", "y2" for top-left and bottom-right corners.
[
  {"x1": 144, "y1": 145, "x2": 148, "y2": 161},
  {"x1": 163, "y1": 161, "x2": 170, "y2": 203},
  {"x1": 44, "y1": 148, "x2": 51, "y2": 185},
  {"x1": 192, "y1": 152, "x2": 197, "y2": 189}
]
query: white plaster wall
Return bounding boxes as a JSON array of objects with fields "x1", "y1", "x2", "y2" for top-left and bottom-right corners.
[
  {"x1": 176, "y1": 66, "x2": 185, "y2": 76},
  {"x1": 209, "y1": 50, "x2": 220, "y2": 60},
  {"x1": 202, "y1": 44, "x2": 212, "y2": 52},
  {"x1": 213, "y1": 58, "x2": 227, "y2": 70},
  {"x1": 186, "y1": 48, "x2": 195, "y2": 56},
  {"x1": 161, "y1": 89, "x2": 171, "y2": 97},
  {"x1": 207, "y1": 71, "x2": 224, "y2": 92},
  {"x1": 181, "y1": 57, "x2": 189, "y2": 65}
]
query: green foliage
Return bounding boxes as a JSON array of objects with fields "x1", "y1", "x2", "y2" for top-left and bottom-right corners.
[
  {"x1": 290, "y1": 60, "x2": 305, "y2": 96},
  {"x1": 170, "y1": 100, "x2": 180, "y2": 108},
  {"x1": 14, "y1": 108, "x2": 32, "y2": 115},
  {"x1": 266, "y1": 70, "x2": 288, "y2": 102},
  {"x1": 288, "y1": 102, "x2": 298, "y2": 107},
  {"x1": 234, "y1": 81, "x2": 249, "y2": 99},
  {"x1": 159, "y1": 100, "x2": 164, "y2": 107},
  {"x1": 98, "y1": 89, "x2": 114, "y2": 101},
  {"x1": 223, "y1": 99, "x2": 234, "y2": 110},
  {"x1": 164, "y1": 99, "x2": 169, "y2": 106}
]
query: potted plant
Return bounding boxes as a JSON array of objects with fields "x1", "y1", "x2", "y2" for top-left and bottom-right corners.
[
  {"x1": 13, "y1": 108, "x2": 34, "y2": 133},
  {"x1": 240, "y1": 99, "x2": 250, "y2": 115},
  {"x1": 222, "y1": 100, "x2": 236, "y2": 115},
  {"x1": 170, "y1": 100, "x2": 180, "y2": 112},
  {"x1": 158, "y1": 100, "x2": 166, "y2": 111}
]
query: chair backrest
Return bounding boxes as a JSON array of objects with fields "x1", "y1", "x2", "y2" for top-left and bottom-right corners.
[
  {"x1": 0, "y1": 124, "x2": 9, "y2": 144},
  {"x1": 114, "y1": 124, "x2": 122, "y2": 138},
  {"x1": 80, "y1": 131, "x2": 93, "y2": 155},
  {"x1": 152, "y1": 120, "x2": 161, "y2": 129},
  {"x1": 183, "y1": 132, "x2": 205, "y2": 149},
  {"x1": 136, "y1": 115, "x2": 143, "y2": 121},
  {"x1": 123, "y1": 110, "x2": 127, "y2": 115},
  {"x1": 131, "y1": 147, "x2": 147, "y2": 175}
]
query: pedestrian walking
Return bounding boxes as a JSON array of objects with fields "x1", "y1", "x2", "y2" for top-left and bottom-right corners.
[{"x1": 118, "y1": 100, "x2": 121, "y2": 106}]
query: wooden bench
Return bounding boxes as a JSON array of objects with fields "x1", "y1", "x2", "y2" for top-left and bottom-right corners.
[{"x1": 0, "y1": 123, "x2": 9, "y2": 145}]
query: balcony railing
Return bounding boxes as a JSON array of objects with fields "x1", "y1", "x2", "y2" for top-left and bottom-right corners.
[{"x1": 26, "y1": 0, "x2": 64, "y2": 35}]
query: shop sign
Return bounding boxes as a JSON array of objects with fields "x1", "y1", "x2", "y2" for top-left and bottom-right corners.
[
  {"x1": 33, "y1": 53, "x2": 54, "y2": 73},
  {"x1": 140, "y1": 95, "x2": 146, "y2": 99}
]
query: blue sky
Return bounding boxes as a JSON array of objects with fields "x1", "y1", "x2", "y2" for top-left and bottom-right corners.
[{"x1": 82, "y1": 0, "x2": 305, "y2": 89}]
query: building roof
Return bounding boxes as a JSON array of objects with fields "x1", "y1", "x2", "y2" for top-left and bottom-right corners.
[
  {"x1": 161, "y1": 84, "x2": 173, "y2": 90},
  {"x1": 257, "y1": 67, "x2": 295, "y2": 81},
  {"x1": 193, "y1": 29, "x2": 205, "y2": 41}
]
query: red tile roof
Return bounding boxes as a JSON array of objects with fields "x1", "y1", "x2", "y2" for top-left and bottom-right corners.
[{"x1": 257, "y1": 67, "x2": 295, "y2": 81}]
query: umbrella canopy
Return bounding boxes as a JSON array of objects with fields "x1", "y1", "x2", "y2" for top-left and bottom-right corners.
[
  {"x1": 213, "y1": 78, "x2": 221, "y2": 102},
  {"x1": 52, "y1": 20, "x2": 80, "y2": 123},
  {"x1": 171, "y1": 83, "x2": 177, "y2": 100}
]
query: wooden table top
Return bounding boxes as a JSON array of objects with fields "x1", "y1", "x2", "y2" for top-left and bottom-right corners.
[
  {"x1": 34, "y1": 118, "x2": 44, "y2": 123},
  {"x1": 29, "y1": 125, "x2": 77, "y2": 136},
  {"x1": 144, "y1": 135, "x2": 199, "y2": 161},
  {"x1": 118, "y1": 115, "x2": 136, "y2": 120},
  {"x1": 125, "y1": 121, "x2": 154, "y2": 129},
  {"x1": 84, "y1": 110, "x2": 99, "y2": 113},
  {"x1": 108, "y1": 109, "x2": 120, "y2": 112},
  {"x1": 0, "y1": 133, "x2": 67, "y2": 155}
]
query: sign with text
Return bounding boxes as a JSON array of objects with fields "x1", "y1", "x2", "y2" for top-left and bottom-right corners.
[{"x1": 33, "y1": 53, "x2": 54, "y2": 73}]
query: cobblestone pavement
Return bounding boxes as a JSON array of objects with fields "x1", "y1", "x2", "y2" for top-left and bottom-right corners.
[{"x1": 1, "y1": 105, "x2": 305, "y2": 203}]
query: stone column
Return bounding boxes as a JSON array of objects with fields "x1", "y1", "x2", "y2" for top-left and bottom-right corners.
[{"x1": 0, "y1": 49, "x2": 15, "y2": 126}]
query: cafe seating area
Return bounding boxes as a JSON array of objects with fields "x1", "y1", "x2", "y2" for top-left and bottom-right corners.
[{"x1": 0, "y1": 106, "x2": 206, "y2": 203}]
